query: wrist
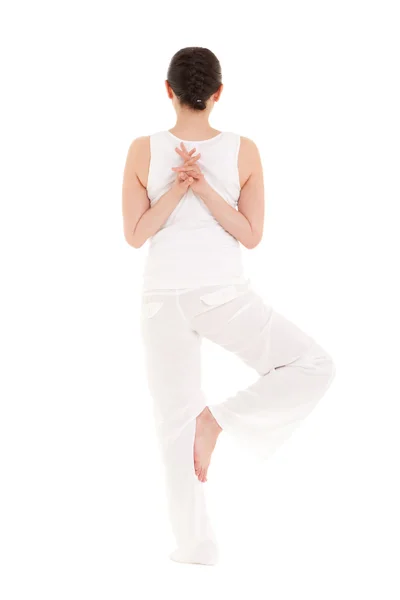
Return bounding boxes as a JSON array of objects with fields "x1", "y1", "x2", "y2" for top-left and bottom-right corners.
[
  {"x1": 196, "y1": 180, "x2": 213, "y2": 201},
  {"x1": 170, "y1": 181, "x2": 186, "y2": 202}
]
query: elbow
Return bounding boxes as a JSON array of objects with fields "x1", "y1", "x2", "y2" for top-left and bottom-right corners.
[
  {"x1": 124, "y1": 227, "x2": 145, "y2": 248},
  {"x1": 127, "y1": 237, "x2": 144, "y2": 249},
  {"x1": 241, "y1": 222, "x2": 263, "y2": 249},
  {"x1": 124, "y1": 229, "x2": 144, "y2": 249},
  {"x1": 243, "y1": 234, "x2": 262, "y2": 249}
]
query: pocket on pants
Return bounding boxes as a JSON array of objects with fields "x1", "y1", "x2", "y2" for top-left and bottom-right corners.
[
  {"x1": 199, "y1": 285, "x2": 242, "y2": 307},
  {"x1": 141, "y1": 300, "x2": 163, "y2": 319}
]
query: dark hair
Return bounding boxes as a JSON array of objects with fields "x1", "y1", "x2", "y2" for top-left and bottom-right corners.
[{"x1": 166, "y1": 47, "x2": 222, "y2": 111}]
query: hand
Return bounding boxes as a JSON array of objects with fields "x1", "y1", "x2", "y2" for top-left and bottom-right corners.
[
  {"x1": 170, "y1": 145, "x2": 199, "y2": 194},
  {"x1": 171, "y1": 142, "x2": 210, "y2": 196}
]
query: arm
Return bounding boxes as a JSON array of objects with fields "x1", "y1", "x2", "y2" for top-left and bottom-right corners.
[
  {"x1": 173, "y1": 137, "x2": 265, "y2": 249},
  {"x1": 122, "y1": 136, "x2": 188, "y2": 248}
]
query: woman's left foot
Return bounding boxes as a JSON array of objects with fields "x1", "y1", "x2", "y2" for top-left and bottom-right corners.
[
  {"x1": 170, "y1": 540, "x2": 219, "y2": 565},
  {"x1": 194, "y1": 407, "x2": 222, "y2": 482}
]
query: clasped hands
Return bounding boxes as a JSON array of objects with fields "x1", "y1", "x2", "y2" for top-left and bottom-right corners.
[{"x1": 171, "y1": 142, "x2": 210, "y2": 196}]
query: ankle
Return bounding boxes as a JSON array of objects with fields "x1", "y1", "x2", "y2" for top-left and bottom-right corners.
[
  {"x1": 205, "y1": 407, "x2": 222, "y2": 433},
  {"x1": 197, "y1": 407, "x2": 222, "y2": 433}
]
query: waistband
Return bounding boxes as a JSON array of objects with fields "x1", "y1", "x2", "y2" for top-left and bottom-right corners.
[{"x1": 141, "y1": 277, "x2": 252, "y2": 297}]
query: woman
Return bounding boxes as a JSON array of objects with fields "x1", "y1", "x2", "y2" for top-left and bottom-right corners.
[{"x1": 122, "y1": 46, "x2": 335, "y2": 566}]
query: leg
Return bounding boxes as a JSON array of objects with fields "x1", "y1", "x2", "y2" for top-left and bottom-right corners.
[
  {"x1": 140, "y1": 291, "x2": 218, "y2": 565},
  {"x1": 181, "y1": 282, "x2": 335, "y2": 462}
]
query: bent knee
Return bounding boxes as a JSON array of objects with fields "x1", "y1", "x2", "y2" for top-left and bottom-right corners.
[
  {"x1": 319, "y1": 353, "x2": 336, "y2": 385},
  {"x1": 328, "y1": 356, "x2": 336, "y2": 382}
]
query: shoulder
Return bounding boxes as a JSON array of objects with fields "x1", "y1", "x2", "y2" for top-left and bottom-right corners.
[
  {"x1": 238, "y1": 135, "x2": 260, "y2": 157},
  {"x1": 238, "y1": 135, "x2": 262, "y2": 169},
  {"x1": 128, "y1": 135, "x2": 150, "y2": 158},
  {"x1": 124, "y1": 136, "x2": 151, "y2": 187},
  {"x1": 222, "y1": 132, "x2": 260, "y2": 160},
  {"x1": 236, "y1": 136, "x2": 263, "y2": 187},
  {"x1": 125, "y1": 135, "x2": 151, "y2": 169}
]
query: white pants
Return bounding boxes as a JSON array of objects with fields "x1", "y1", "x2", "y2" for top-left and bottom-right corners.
[{"x1": 140, "y1": 279, "x2": 335, "y2": 564}]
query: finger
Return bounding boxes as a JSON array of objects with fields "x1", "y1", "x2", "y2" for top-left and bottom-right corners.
[
  {"x1": 178, "y1": 143, "x2": 196, "y2": 158},
  {"x1": 184, "y1": 168, "x2": 201, "y2": 176},
  {"x1": 180, "y1": 157, "x2": 201, "y2": 169},
  {"x1": 172, "y1": 167, "x2": 195, "y2": 174},
  {"x1": 180, "y1": 141, "x2": 190, "y2": 154},
  {"x1": 172, "y1": 164, "x2": 201, "y2": 172},
  {"x1": 175, "y1": 147, "x2": 189, "y2": 159},
  {"x1": 175, "y1": 146, "x2": 200, "y2": 165},
  {"x1": 185, "y1": 153, "x2": 201, "y2": 165}
]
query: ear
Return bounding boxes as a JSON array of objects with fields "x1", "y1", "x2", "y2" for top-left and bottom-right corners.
[
  {"x1": 214, "y1": 83, "x2": 223, "y2": 102},
  {"x1": 165, "y1": 80, "x2": 173, "y2": 100}
]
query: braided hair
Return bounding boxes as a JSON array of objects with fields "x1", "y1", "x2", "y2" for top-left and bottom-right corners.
[{"x1": 166, "y1": 47, "x2": 222, "y2": 111}]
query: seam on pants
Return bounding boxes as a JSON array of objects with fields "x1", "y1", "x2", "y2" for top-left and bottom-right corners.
[
  {"x1": 175, "y1": 289, "x2": 192, "y2": 325},
  {"x1": 226, "y1": 298, "x2": 256, "y2": 323}
]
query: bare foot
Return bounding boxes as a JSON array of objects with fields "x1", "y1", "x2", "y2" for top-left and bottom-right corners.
[{"x1": 194, "y1": 407, "x2": 222, "y2": 482}]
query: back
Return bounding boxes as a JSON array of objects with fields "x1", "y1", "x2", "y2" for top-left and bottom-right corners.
[{"x1": 142, "y1": 130, "x2": 248, "y2": 291}]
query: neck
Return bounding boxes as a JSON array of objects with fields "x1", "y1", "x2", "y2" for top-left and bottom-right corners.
[{"x1": 171, "y1": 108, "x2": 216, "y2": 138}]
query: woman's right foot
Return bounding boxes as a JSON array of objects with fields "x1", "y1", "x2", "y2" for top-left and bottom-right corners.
[
  {"x1": 194, "y1": 407, "x2": 222, "y2": 482},
  {"x1": 170, "y1": 541, "x2": 218, "y2": 566}
]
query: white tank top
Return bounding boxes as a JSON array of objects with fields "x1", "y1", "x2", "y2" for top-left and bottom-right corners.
[{"x1": 142, "y1": 129, "x2": 248, "y2": 291}]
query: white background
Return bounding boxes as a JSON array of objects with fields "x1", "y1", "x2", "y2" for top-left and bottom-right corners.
[{"x1": 1, "y1": 1, "x2": 399, "y2": 598}]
